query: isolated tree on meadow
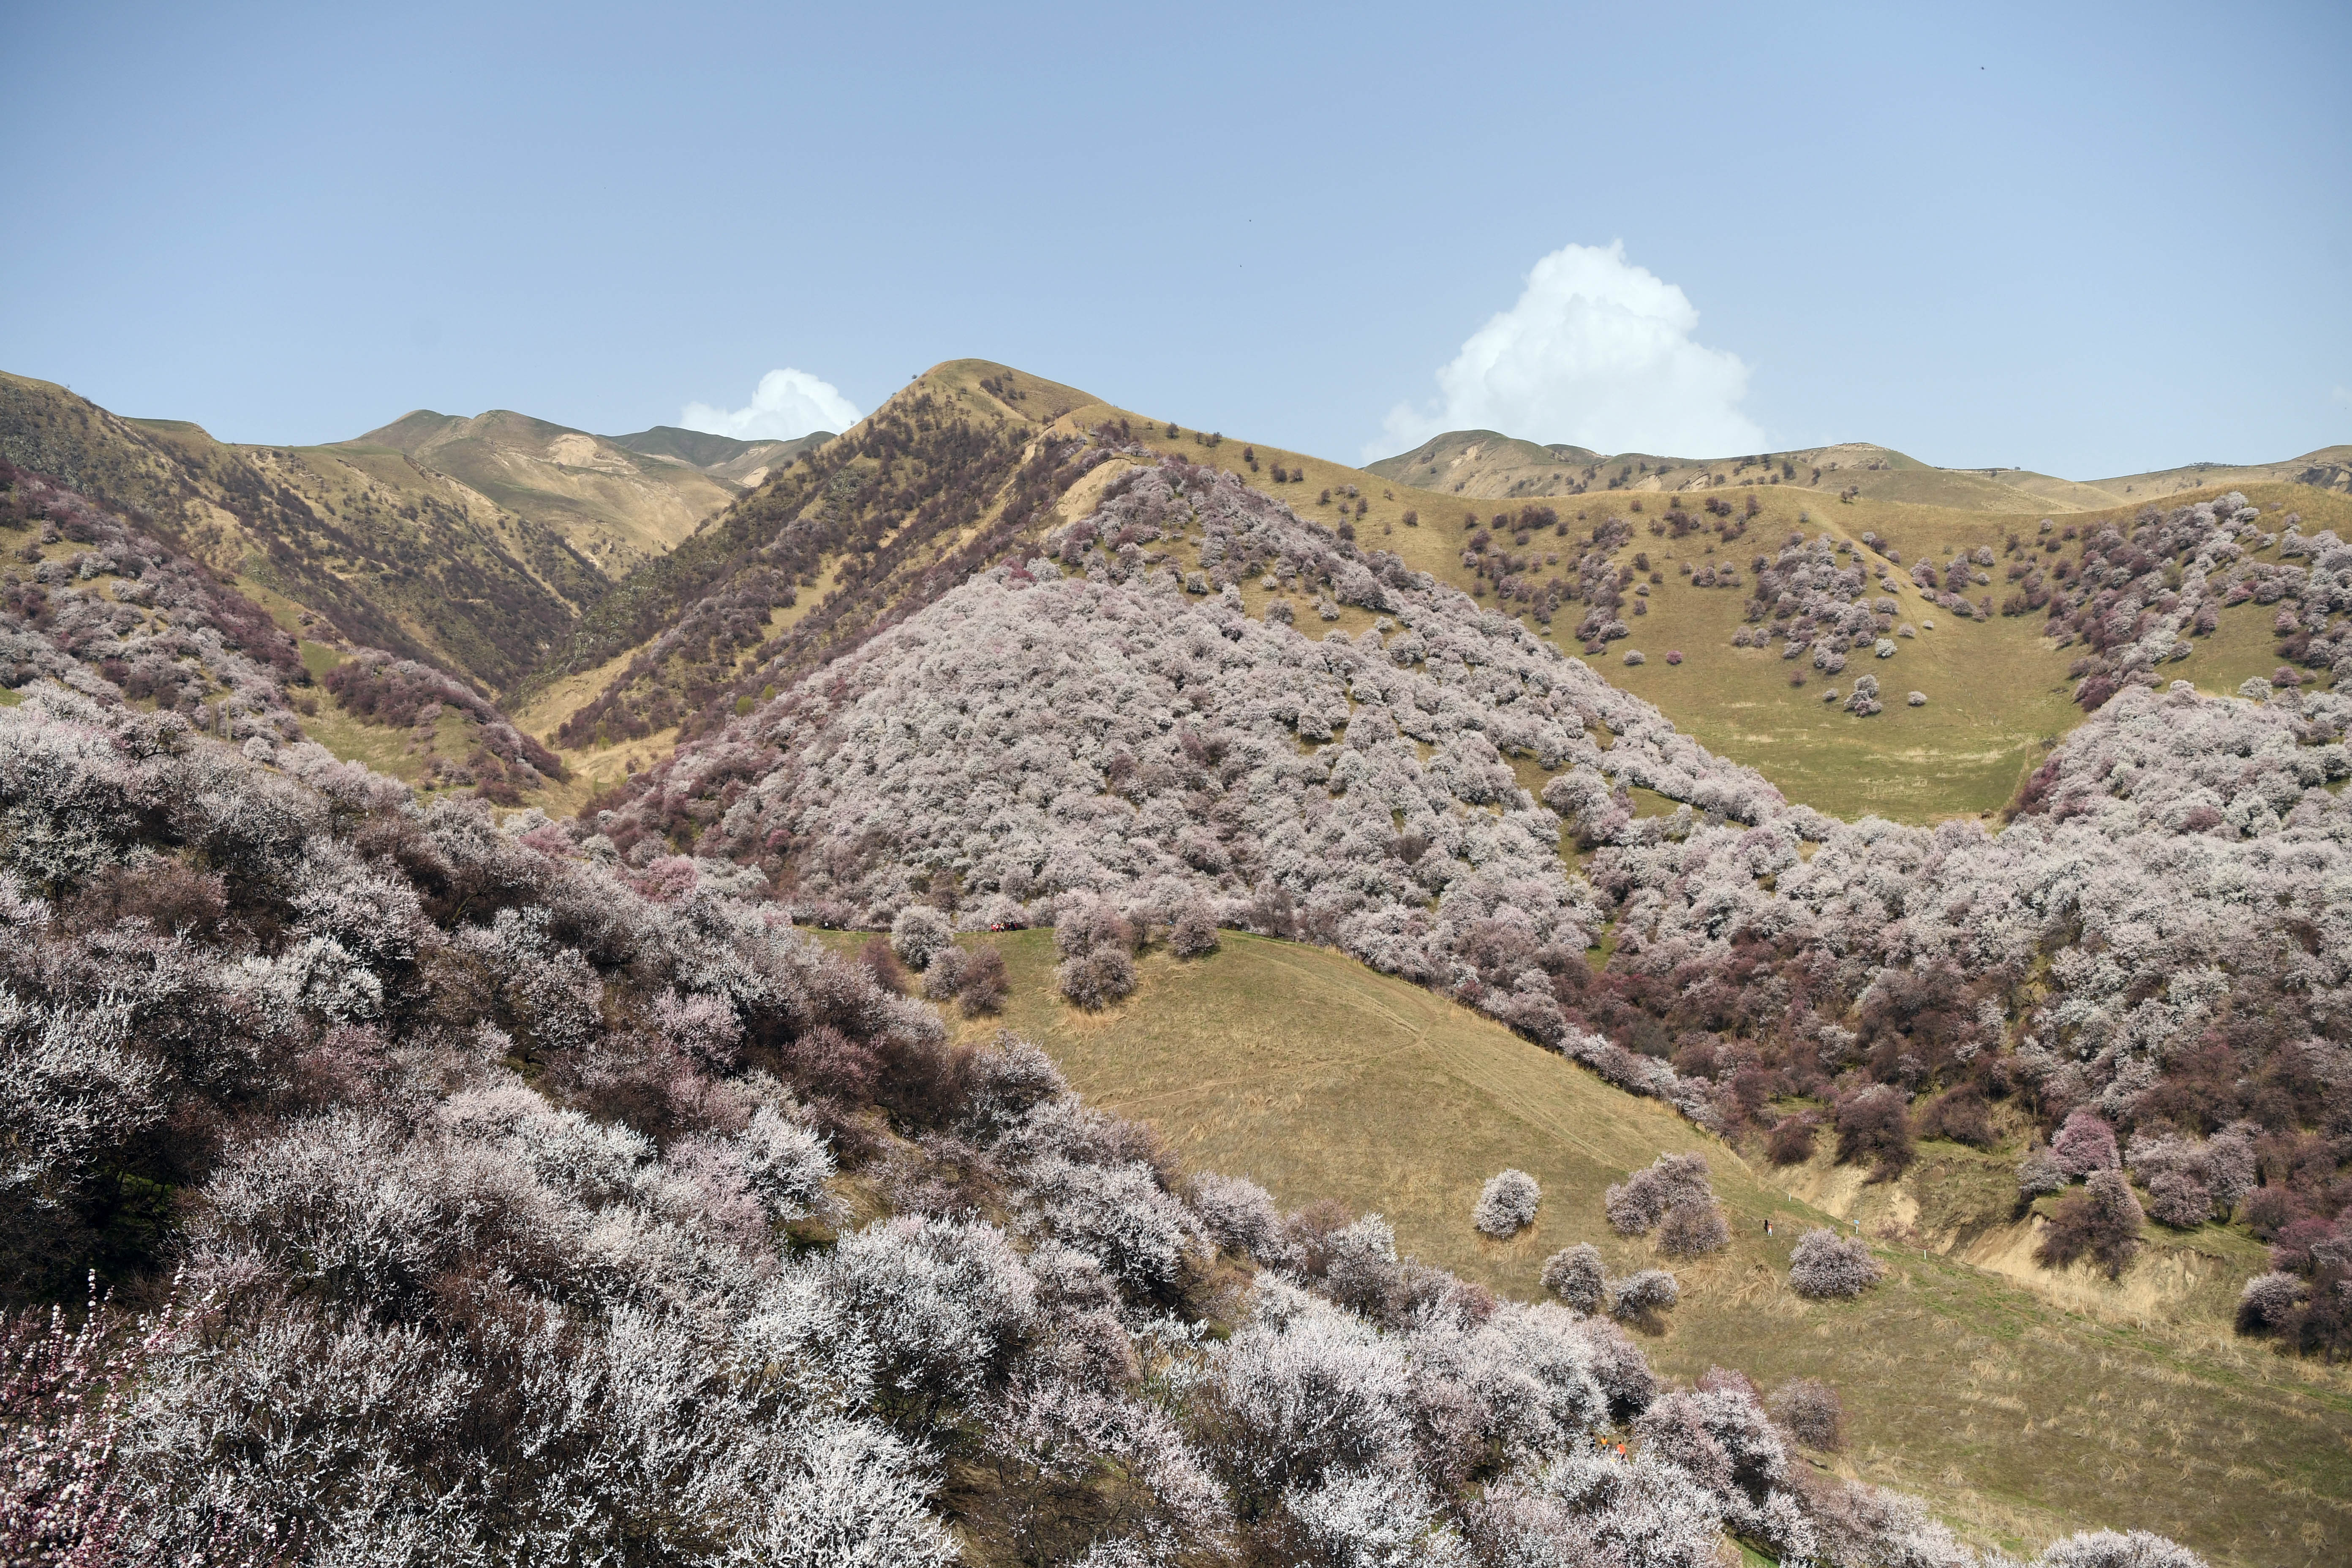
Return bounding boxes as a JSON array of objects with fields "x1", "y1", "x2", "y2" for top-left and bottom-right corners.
[
  {"x1": 1658, "y1": 1200, "x2": 1731, "y2": 1258},
  {"x1": 1541, "y1": 1243, "x2": 1607, "y2": 1313},
  {"x1": 1169, "y1": 898, "x2": 1220, "y2": 958},
  {"x1": 1609, "y1": 1268, "x2": 1680, "y2": 1324},
  {"x1": 1769, "y1": 1377, "x2": 1845, "y2": 1451},
  {"x1": 1606, "y1": 1154, "x2": 1714, "y2": 1236},
  {"x1": 1474, "y1": 1169, "x2": 1542, "y2": 1238},
  {"x1": 890, "y1": 904, "x2": 954, "y2": 970},
  {"x1": 1055, "y1": 896, "x2": 1139, "y2": 1009},
  {"x1": 1788, "y1": 1228, "x2": 1881, "y2": 1299}
]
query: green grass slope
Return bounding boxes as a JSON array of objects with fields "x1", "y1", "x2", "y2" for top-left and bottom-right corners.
[{"x1": 893, "y1": 928, "x2": 2352, "y2": 1568}]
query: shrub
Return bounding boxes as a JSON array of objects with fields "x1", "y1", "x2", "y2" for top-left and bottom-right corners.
[
  {"x1": 1623, "y1": 650, "x2": 1646, "y2": 667},
  {"x1": 1169, "y1": 900, "x2": 1220, "y2": 958},
  {"x1": 1633, "y1": 1380, "x2": 1787, "y2": 1511},
  {"x1": 2036, "y1": 1530, "x2": 2211, "y2": 1568},
  {"x1": 920, "y1": 945, "x2": 969, "y2": 1002},
  {"x1": 1608, "y1": 1269, "x2": 1679, "y2": 1323},
  {"x1": 2051, "y1": 1109, "x2": 2119, "y2": 1177},
  {"x1": 2017, "y1": 1146, "x2": 2068, "y2": 1197},
  {"x1": 1769, "y1": 1377, "x2": 1845, "y2": 1451},
  {"x1": 1056, "y1": 948, "x2": 1137, "y2": 1010},
  {"x1": 858, "y1": 934, "x2": 911, "y2": 994},
  {"x1": 2241, "y1": 1185, "x2": 2299, "y2": 1239},
  {"x1": 2237, "y1": 1271, "x2": 2305, "y2": 1331},
  {"x1": 1907, "y1": 690, "x2": 1926, "y2": 706},
  {"x1": 2036, "y1": 1169, "x2": 2143, "y2": 1278},
  {"x1": 1788, "y1": 1228, "x2": 1881, "y2": 1299},
  {"x1": 1658, "y1": 1201, "x2": 1730, "y2": 1258},
  {"x1": 1835, "y1": 1086, "x2": 1914, "y2": 1179},
  {"x1": 2126, "y1": 1130, "x2": 2246, "y2": 1230},
  {"x1": 1665, "y1": 650, "x2": 1682, "y2": 665},
  {"x1": 1473, "y1": 1169, "x2": 1541, "y2": 1238},
  {"x1": 2265, "y1": 1217, "x2": 2344, "y2": 1274},
  {"x1": 1915, "y1": 1085, "x2": 1995, "y2": 1149},
  {"x1": 1188, "y1": 1171, "x2": 1279, "y2": 1258},
  {"x1": 1054, "y1": 898, "x2": 1134, "y2": 962},
  {"x1": 955, "y1": 945, "x2": 1010, "y2": 1016},
  {"x1": 1055, "y1": 900, "x2": 1138, "y2": 1008},
  {"x1": 890, "y1": 905, "x2": 954, "y2": 970},
  {"x1": 1605, "y1": 1154, "x2": 1713, "y2": 1236},
  {"x1": 1766, "y1": 1114, "x2": 1818, "y2": 1166},
  {"x1": 1541, "y1": 1243, "x2": 1607, "y2": 1313},
  {"x1": 2143, "y1": 1170, "x2": 2213, "y2": 1230}
]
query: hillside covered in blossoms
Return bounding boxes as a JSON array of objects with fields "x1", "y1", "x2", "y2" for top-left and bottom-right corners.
[
  {"x1": 591, "y1": 459, "x2": 2352, "y2": 1330},
  {"x1": 0, "y1": 682, "x2": 2234, "y2": 1568},
  {"x1": 4, "y1": 394, "x2": 2347, "y2": 1565}
]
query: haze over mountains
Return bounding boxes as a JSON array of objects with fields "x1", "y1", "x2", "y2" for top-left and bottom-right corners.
[{"x1": 4, "y1": 354, "x2": 2352, "y2": 1565}]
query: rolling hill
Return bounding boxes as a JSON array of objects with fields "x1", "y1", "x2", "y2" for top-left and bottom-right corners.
[
  {"x1": 606, "y1": 422, "x2": 831, "y2": 485},
  {"x1": 344, "y1": 408, "x2": 801, "y2": 574},
  {"x1": 0, "y1": 370, "x2": 602, "y2": 695},
  {"x1": 491, "y1": 361, "x2": 2350, "y2": 828},
  {"x1": 560, "y1": 399, "x2": 2352, "y2": 1558},
  {"x1": 1367, "y1": 429, "x2": 2352, "y2": 514},
  {"x1": 0, "y1": 372, "x2": 846, "y2": 813},
  {"x1": 1098, "y1": 414, "x2": 2352, "y2": 821}
]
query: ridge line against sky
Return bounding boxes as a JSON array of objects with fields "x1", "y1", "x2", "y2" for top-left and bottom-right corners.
[{"x1": 1, "y1": 0, "x2": 2345, "y2": 476}]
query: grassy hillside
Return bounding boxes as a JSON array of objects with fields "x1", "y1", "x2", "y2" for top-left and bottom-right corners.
[
  {"x1": 0, "y1": 370, "x2": 603, "y2": 694},
  {"x1": 1367, "y1": 431, "x2": 2122, "y2": 514},
  {"x1": 1367, "y1": 429, "x2": 2352, "y2": 514},
  {"x1": 606, "y1": 424, "x2": 829, "y2": 484},
  {"x1": 344, "y1": 409, "x2": 762, "y2": 574},
  {"x1": 505, "y1": 359, "x2": 1107, "y2": 760},
  {"x1": 2091, "y1": 445, "x2": 2352, "y2": 505},
  {"x1": 474, "y1": 360, "x2": 2349, "y2": 825},
  {"x1": 1038, "y1": 401, "x2": 2352, "y2": 821},
  {"x1": 889, "y1": 927, "x2": 2352, "y2": 1568}
]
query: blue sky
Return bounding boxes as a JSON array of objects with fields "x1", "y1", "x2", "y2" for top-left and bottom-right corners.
[{"x1": 3, "y1": 1, "x2": 2344, "y2": 476}]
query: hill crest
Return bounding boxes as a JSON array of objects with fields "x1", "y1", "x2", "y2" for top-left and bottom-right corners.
[{"x1": 1370, "y1": 427, "x2": 2352, "y2": 512}]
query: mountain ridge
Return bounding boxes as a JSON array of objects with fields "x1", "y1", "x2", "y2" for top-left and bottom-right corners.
[
  {"x1": 604, "y1": 423, "x2": 831, "y2": 483},
  {"x1": 338, "y1": 406, "x2": 758, "y2": 572},
  {"x1": 1370, "y1": 427, "x2": 2352, "y2": 512}
]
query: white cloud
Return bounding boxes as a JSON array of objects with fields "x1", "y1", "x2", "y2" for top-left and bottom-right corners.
[
  {"x1": 681, "y1": 368, "x2": 861, "y2": 442},
  {"x1": 1374, "y1": 240, "x2": 1764, "y2": 460}
]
